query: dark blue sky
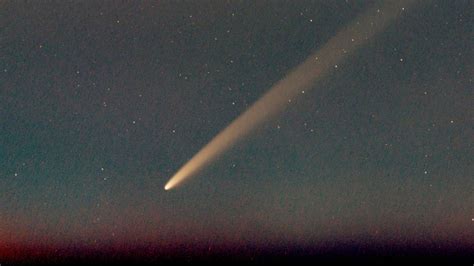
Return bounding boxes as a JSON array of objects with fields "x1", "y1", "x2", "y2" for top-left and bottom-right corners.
[{"x1": 0, "y1": 0, "x2": 472, "y2": 261}]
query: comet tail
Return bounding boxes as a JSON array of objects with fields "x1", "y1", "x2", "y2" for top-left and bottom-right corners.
[{"x1": 164, "y1": 0, "x2": 418, "y2": 190}]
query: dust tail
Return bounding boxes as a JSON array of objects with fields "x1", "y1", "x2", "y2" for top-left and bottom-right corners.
[{"x1": 164, "y1": 0, "x2": 419, "y2": 190}]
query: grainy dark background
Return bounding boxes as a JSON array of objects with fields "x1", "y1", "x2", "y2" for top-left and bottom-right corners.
[{"x1": 0, "y1": 0, "x2": 472, "y2": 264}]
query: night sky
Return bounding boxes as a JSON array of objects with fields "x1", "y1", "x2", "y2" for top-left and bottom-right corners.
[{"x1": 1, "y1": 0, "x2": 473, "y2": 263}]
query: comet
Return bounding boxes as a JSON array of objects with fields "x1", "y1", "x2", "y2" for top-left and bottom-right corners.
[{"x1": 164, "y1": 0, "x2": 418, "y2": 190}]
